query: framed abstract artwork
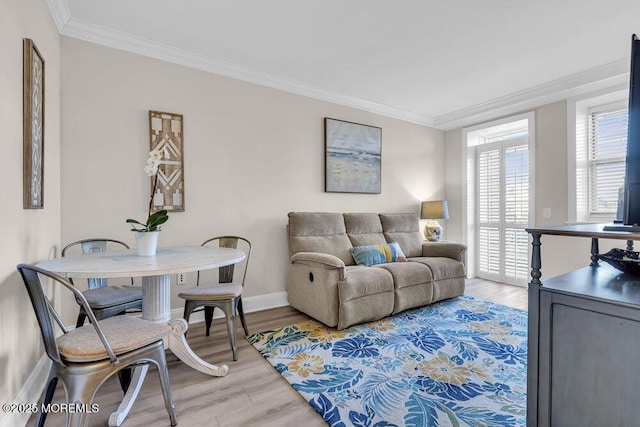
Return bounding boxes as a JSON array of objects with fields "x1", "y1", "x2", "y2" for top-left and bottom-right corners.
[
  {"x1": 149, "y1": 110, "x2": 185, "y2": 212},
  {"x1": 23, "y1": 38, "x2": 45, "y2": 209},
  {"x1": 325, "y1": 118, "x2": 381, "y2": 194}
]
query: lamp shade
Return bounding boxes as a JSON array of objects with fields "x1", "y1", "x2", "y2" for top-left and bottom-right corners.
[{"x1": 421, "y1": 200, "x2": 449, "y2": 220}]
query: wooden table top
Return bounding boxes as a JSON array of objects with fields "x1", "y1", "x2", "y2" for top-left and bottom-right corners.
[
  {"x1": 526, "y1": 223, "x2": 640, "y2": 240},
  {"x1": 36, "y1": 245, "x2": 246, "y2": 279}
]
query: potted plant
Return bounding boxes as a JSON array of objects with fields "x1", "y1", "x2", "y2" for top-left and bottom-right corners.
[{"x1": 126, "y1": 149, "x2": 169, "y2": 255}]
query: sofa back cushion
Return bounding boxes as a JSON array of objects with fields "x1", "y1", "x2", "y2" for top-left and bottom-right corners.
[
  {"x1": 380, "y1": 213, "x2": 423, "y2": 257},
  {"x1": 344, "y1": 213, "x2": 387, "y2": 247},
  {"x1": 288, "y1": 212, "x2": 355, "y2": 265}
]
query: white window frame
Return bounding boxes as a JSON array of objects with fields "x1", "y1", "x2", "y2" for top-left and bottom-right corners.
[
  {"x1": 567, "y1": 89, "x2": 628, "y2": 223},
  {"x1": 462, "y1": 111, "x2": 535, "y2": 282}
]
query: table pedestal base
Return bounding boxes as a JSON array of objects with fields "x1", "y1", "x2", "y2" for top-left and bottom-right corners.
[
  {"x1": 165, "y1": 318, "x2": 230, "y2": 376},
  {"x1": 108, "y1": 365, "x2": 148, "y2": 427},
  {"x1": 108, "y1": 273, "x2": 228, "y2": 426}
]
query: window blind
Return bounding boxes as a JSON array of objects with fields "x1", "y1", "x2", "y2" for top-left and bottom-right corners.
[
  {"x1": 477, "y1": 141, "x2": 529, "y2": 284},
  {"x1": 478, "y1": 148, "x2": 501, "y2": 279},
  {"x1": 588, "y1": 108, "x2": 628, "y2": 218},
  {"x1": 504, "y1": 146, "x2": 529, "y2": 282}
]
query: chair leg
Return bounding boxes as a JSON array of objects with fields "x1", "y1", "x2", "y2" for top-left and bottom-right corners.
[
  {"x1": 225, "y1": 300, "x2": 238, "y2": 361},
  {"x1": 77, "y1": 307, "x2": 106, "y2": 328},
  {"x1": 63, "y1": 372, "x2": 106, "y2": 427},
  {"x1": 237, "y1": 297, "x2": 249, "y2": 336},
  {"x1": 76, "y1": 310, "x2": 87, "y2": 328},
  {"x1": 34, "y1": 366, "x2": 57, "y2": 427},
  {"x1": 151, "y1": 347, "x2": 178, "y2": 426},
  {"x1": 117, "y1": 368, "x2": 133, "y2": 394},
  {"x1": 204, "y1": 307, "x2": 214, "y2": 337}
]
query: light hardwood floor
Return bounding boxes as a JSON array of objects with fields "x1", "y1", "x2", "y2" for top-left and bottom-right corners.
[{"x1": 34, "y1": 278, "x2": 527, "y2": 427}]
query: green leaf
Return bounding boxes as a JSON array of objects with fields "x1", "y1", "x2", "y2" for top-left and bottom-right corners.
[
  {"x1": 143, "y1": 210, "x2": 169, "y2": 231},
  {"x1": 127, "y1": 209, "x2": 169, "y2": 232},
  {"x1": 147, "y1": 211, "x2": 168, "y2": 229}
]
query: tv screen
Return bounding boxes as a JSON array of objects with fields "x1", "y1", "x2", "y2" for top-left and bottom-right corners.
[{"x1": 624, "y1": 34, "x2": 640, "y2": 226}]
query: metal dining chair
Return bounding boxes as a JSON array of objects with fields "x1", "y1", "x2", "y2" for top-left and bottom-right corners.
[
  {"x1": 61, "y1": 239, "x2": 143, "y2": 410},
  {"x1": 17, "y1": 264, "x2": 177, "y2": 427},
  {"x1": 178, "y1": 236, "x2": 251, "y2": 361},
  {"x1": 62, "y1": 239, "x2": 143, "y2": 328}
]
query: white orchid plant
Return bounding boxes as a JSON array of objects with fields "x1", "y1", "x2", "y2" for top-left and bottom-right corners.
[{"x1": 126, "y1": 149, "x2": 169, "y2": 232}]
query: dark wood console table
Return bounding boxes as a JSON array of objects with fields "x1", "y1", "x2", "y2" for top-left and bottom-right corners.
[{"x1": 526, "y1": 224, "x2": 640, "y2": 427}]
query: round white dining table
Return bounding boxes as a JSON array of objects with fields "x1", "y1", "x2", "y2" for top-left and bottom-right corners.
[{"x1": 36, "y1": 245, "x2": 246, "y2": 426}]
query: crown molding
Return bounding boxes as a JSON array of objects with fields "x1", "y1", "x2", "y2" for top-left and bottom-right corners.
[
  {"x1": 434, "y1": 59, "x2": 630, "y2": 130},
  {"x1": 57, "y1": 16, "x2": 434, "y2": 127},
  {"x1": 45, "y1": 0, "x2": 71, "y2": 33},
  {"x1": 46, "y1": 1, "x2": 630, "y2": 132}
]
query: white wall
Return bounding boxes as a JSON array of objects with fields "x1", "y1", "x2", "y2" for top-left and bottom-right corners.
[
  {"x1": 445, "y1": 128, "x2": 464, "y2": 243},
  {"x1": 0, "y1": 1, "x2": 61, "y2": 425},
  {"x1": 60, "y1": 37, "x2": 447, "y2": 323}
]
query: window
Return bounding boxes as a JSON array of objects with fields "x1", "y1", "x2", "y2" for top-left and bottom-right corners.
[
  {"x1": 476, "y1": 135, "x2": 530, "y2": 284},
  {"x1": 586, "y1": 107, "x2": 628, "y2": 219},
  {"x1": 464, "y1": 112, "x2": 534, "y2": 286},
  {"x1": 570, "y1": 91, "x2": 628, "y2": 224}
]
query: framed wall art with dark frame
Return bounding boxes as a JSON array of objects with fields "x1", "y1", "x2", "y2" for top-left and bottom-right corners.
[
  {"x1": 324, "y1": 117, "x2": 382, "y2": 194},
  {"x1": 23, "y1": 38, "x2": 45, "y2": 209},
  {"x1": 149, "y1": 110, "x2": 185, "y2": 212}
]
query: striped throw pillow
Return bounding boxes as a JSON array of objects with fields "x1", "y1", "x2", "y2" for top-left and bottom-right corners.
[{"x1": 351, "y1": 242, "x2": 407, "y2": 267}]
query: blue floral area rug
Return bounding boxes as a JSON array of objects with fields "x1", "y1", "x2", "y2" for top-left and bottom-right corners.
[{"x1": 248, "y1": 296, "x2": 527, "y2": 427}]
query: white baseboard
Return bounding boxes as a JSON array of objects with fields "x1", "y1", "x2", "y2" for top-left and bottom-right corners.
[
  {"x1": 3, "y1": 291, "x2": 290, "y2": 427},
  {"x1": 0, "y1": 355, "x2": 51, "y2": 427}
]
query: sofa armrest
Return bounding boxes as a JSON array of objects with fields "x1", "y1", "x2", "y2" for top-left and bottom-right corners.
[
  {"x1": 291, "y1": 252, "x2": 346, "y2": 273},
  {"x1": 287, "y1": 253, "x2": 346, "y2": 326},
  {"x1": 421, "y1": 241, "x2": 467, "y2": 263}
]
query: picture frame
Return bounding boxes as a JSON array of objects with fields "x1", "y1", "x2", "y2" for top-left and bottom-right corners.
[
  {"x1": 23, "y1": 38, "x2": 45, "y2": 209},
  {"x1": 325, "y1": 118, "x2": 381, "y2": 194},
  {"x1": 149, "y1": 110, "x2": 185, "y2": 212}
]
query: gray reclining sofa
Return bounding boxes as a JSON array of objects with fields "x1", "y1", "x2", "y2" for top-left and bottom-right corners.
[{"x1": 286, "y1": 212, "x2": 467, "y2": 329}]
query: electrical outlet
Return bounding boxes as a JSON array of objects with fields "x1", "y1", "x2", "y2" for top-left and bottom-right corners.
[{"x1": 177, "y1": 273, "x2": 186, "y2": 285}]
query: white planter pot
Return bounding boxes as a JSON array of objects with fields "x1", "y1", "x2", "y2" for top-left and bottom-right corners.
[{"x1": 135, "y1": 231, "x2": 160, "y2": 256}]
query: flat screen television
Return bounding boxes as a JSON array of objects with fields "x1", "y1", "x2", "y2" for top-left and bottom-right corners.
[{"x1": 604, "y1": 34, "x2": 640, "y2": 231}]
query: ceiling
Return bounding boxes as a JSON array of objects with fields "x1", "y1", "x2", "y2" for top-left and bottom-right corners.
[{"x1": 47, "y1": 0, "x2": 640, "y2": 130}]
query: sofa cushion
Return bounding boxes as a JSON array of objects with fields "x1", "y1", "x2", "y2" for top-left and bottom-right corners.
[
  {"x1": 351, "y1": 242, "x2": 407, "y2": 267},
  {"x1": 338, "y1": 292, "x2": 394, "y2": 330},
  {"x1": 432, "y1": 277, "x2": 466, "y2": 303},
  {"x1": 380, "y1": 213, "x2": 423, "y2": 257},
  {"x1": 409, "y1": 257, "x2": 467, "y2": 281},
  {"x1": 288, "y1": 212, "x2": 354, "y2": 265},
  {"x1": 376, "y1": 261, "x2": 432, "y2": 288},
  {"x1": 344, "y1": 213, "x2": 387, "y2": 247},
  {"x1": 340, "y1": 266, "x2": 394, "y2": 302}
]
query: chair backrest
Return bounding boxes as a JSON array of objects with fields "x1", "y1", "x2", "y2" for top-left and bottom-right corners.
[
  {"x1": 198, "y1": 236, "x2": 251, "y2": 286},
  {"x1": 16, "y1": 264, "x2": 118, "y2": 368},
  {"x1": 62, "y1": 239, "x2": 131, "y2": 289}
]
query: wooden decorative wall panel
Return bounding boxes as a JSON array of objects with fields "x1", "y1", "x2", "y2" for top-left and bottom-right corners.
[
  {"x1": 149, "y1": 110, "x2": 184, "y2": 212},
  {"x1": 23, "y1": 38, "x2": 45, "y2": 209}
]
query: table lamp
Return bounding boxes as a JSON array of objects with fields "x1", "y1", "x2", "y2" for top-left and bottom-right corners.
[{"x1": 421, "y1": 200, "x2": 449, "y2": 242}]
